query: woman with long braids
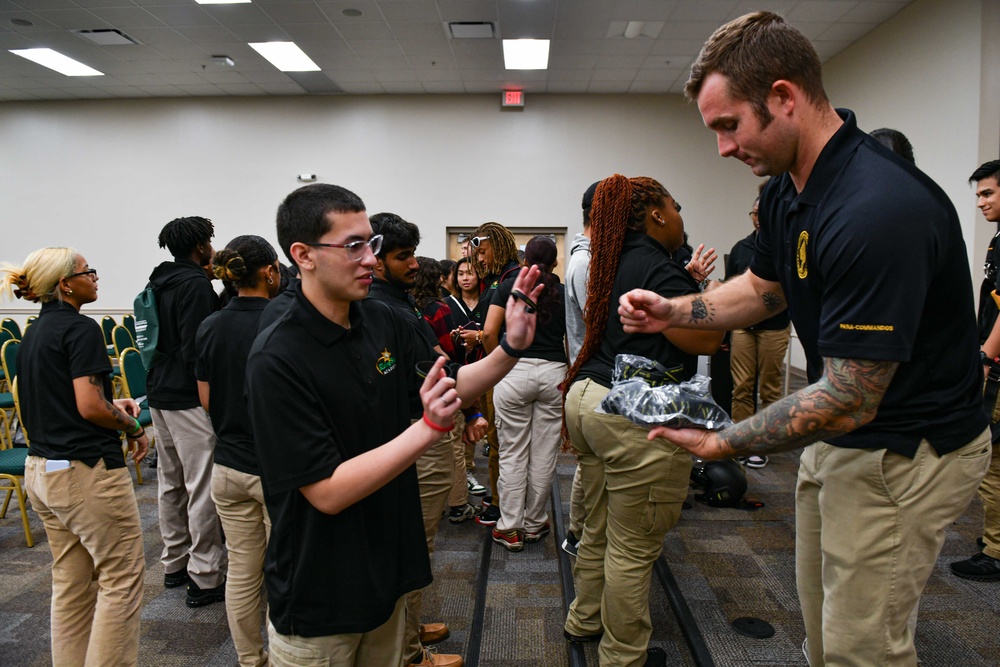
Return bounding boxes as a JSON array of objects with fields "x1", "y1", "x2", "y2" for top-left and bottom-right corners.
[
  {"x1": 482, "y1": 236, "x2": 567, "y2": 551},
  {"x1": 194, "y1": 235, "x2": 280, "y2": 667},
  {"x1": 469, "y1": 222, "x2": 522, "y2": 527},
  {"x1": 2, "y1": 247, "x2": 149, "y2": 667},
  {"x1": 561, "y1": 175, "x2": 723, "y2": 667}
]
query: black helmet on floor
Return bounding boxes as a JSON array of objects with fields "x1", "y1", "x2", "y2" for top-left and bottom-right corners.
[{"x1": 690, "y1": 460, "x2": 747, "y2": 508}]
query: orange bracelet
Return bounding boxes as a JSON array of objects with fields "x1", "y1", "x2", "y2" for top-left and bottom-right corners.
[{"x1": 422, "y1": 413, "x2": 454, "y2": 433}]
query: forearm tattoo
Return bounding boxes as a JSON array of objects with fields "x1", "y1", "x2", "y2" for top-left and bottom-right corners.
[
  {"x1": 88, "y1": 375, "x2": 134, "y2": 431},
  {"x1": 762, "y1": 291, "x2": 783, "y2": 312},
  {"x1": 715, "y1": 357, "x2": 898, "y2": 458},
  {"x1": 689, "y1": 296, "x2": 715, "y2": 325}
]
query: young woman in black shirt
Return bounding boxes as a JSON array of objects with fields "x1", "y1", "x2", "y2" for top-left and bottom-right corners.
[
  {"x1": 194, "y1": 235, "x2": 280, "y2": 667},
  {"x1": 2, "y1": 247, "x2": 149, "y2": 667}
]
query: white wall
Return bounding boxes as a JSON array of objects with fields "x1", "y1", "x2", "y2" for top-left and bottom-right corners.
[{"x1": 0, "y1": 93, "x2": 759, "y2": 314}]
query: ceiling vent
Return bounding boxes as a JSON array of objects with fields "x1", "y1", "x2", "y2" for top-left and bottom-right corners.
[
  {"x1": 448, "y1": 22, "x2": 495, "y2": 39},
  {"x1": 73, "y1": 29, "x2": 138, "y2": 46}
]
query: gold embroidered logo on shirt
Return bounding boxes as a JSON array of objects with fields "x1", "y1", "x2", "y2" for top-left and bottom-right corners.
[
  {"x1": 838, "y1": 323, "x2": 895, "y2": 332},
  {"x1": 796, "y1": 231, "x2": 809, "y2": 279},
  {"x1": 376, "y1": 348, "x2": 397, "y2": 375}
]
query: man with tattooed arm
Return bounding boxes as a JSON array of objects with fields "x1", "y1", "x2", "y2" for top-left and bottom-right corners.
[{"x1": 619, "y1": 12, "x2": 990, "y2": 667}]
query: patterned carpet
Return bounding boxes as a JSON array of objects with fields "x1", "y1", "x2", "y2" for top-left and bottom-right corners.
[{"x1": 1, "y1": 447, "x2": 998, "y2": 666}]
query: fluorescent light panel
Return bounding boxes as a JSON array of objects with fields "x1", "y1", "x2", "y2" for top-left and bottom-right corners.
[
  {"x1": 9, "y1": 48, "x2": 103, "y2": 76},
  {"x1": 502, "y1": 39, "x2": 549, "y2": 70},
  {"x1": 249, "y1": 41, "x2": 319, "y2": 72},
  {"x1": 195, "y1": 0, "x2": 252, "y2": 4}
]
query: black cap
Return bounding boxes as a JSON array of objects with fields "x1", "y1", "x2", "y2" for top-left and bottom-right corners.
[{"x1": 582, "y1": 181, "x2": 600, "y2": 210}]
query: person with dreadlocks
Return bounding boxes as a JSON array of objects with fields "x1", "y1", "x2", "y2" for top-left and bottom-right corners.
[
  {"x1": 481, "y1": 236, "x2": 567, "y2": 552},
  {"x1": 469, "y1": 222, "x2": 521, "y2": 527},
  {"x1": 146, "y1": 215, "x2": 227, "y2": 609},
  {"x1": 562, "y1": 175, "x2": 723, "y2": 667},
  {"x1": 195, "y1": 235, "x2": 281, "y2": 666}
]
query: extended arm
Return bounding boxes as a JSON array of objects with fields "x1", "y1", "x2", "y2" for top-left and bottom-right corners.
[
  {"x1": 619, "y1": 270, "x2": 786, "y2": 333},
  {"x1": 649, "y1": 356, "x2": 898, "y2": 459},
  {"x1": 481, "y1": 303, "x2": 504, "y2": 354}
]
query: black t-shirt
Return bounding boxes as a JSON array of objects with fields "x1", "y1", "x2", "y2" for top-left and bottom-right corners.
[
  {"x1": 491, "y1": 275, "x2": 568, "y2": 363},
  {"x1": 246, "y1": 286, "x2": 433, "y2": 637},
  {"x1": 977, "y1": 229, "x2": 1000, "y2": 344},
  {"x1": 194, "y1": 296, "x2": 268, "y2": 476},
  {"x1": 726, "y1": 231, "x2": 789, "y2": 331},
  {"x1": 478, "y1": 260, "x2": 521, "y2": 322},
  {"x1": 751, "y1": 109, "x2": 986, "y2": 457},
  {"x1": 18, "y1": 301, "x2": 123, "y2": 468},
  {"x1": 578, "y1": 233, "x2": 699, "y2": 387}
]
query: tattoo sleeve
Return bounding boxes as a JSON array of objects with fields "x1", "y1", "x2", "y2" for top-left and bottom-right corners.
[
  {"x1": 714, "y1": 357, "x2": 899, "y2": 457},
  {"x1": 88, "y1": 375, "x2": 135, "y2": 431}
]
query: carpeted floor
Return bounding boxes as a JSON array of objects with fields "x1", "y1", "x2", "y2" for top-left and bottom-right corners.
[{"x1": 1, "y1": 447, "x2": 998, "y2": 666}]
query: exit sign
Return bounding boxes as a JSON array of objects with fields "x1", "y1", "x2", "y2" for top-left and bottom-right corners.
[{"x1": 502, "y1": 90, "x2": 524, "y2": 108}]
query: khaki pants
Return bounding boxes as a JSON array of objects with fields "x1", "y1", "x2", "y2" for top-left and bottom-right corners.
[
  {"x1": 568, "y1": 464, "x2": 585, "y2": 536},
  {"x1": 563, "y1": 379, "x2": 691, "y2": 667},
  {"x1": 403, "y1": 419, "x2": 459, "y2": 662},
  {"x1": 978, "y1": 439, "x2": 1000, "y2": 559},
  {"x1": 493, "y1": 358, "x2": 566, "y2": 533},
  {"x1": 447, "y1": 412, "x2": 469, "y2": 508},
  {"x1": 486, "y1": 388, "x2": 500, "y2": 501},
  {"x1": 729, "y1": 326, "x2": 790, "y2": 422},
  {"x1": 796, "y1": 430, "x2": 991, "y2": 667},
  {"x1": 268, "y1": 595, "x2": 406, "y2": 667},
  {"x1": 25, "y1": 456, "x2": 145, "y2": 667},
  {"x1": 151, "y1": 406, "x2": 226, "y2": 589},
  {"x1": 211, "y1": 464, "x2": 271, "y2": 667}
]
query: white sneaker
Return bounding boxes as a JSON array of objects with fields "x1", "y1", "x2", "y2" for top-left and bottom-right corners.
[
  {"x1": 745, "y1": 455, "x2": 768, "y2": 468},
  {"x1": 466, "y1": 471, "x2": 486, "y2": 496}
]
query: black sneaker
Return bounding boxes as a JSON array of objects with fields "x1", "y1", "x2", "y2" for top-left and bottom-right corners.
[
  {"x1": 186, "y1": 581, "x2": 225, "y2": 608},
  {"x1": 448, "y1": 503, "x2": 479, "y2": 523},
  {"x1": 561, "y1": 530, "x2": 580, "y2": 557},
  {"x1": 977, "y1": 536, "x2": 986, "y2": 550},
  {"x1": 475, "y1": 503, "x2": 500, "y2": 526},
  {"x1": 164, "y1": 569, "x2": 190, "y2": 588},
  {"x1": 950, "y1": 552, "x2": 1000, "y2": 581},
  {"x1": 644, "y1": 647, "x2": 666, "y2": 667}
]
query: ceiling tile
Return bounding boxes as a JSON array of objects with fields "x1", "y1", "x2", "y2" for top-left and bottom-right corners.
[
  {"x1": 436, "y1": 0, "x2": 498, "y2": 23},
  {"x1": 145, "y1": 5, "x2": 219, "y2": 28},
  {"x1": 199, "y1": 4, "x2": 275, "y2": 26},
  {"x1": 224, "y1": 22, "x2": 290, "y2": 42},
  {"x1": 172, "y1": 24, "x2": 243, "y2": 44},
  {"x1": 391, "y1": 21, "x2": 447, "y2": 40},
  {"x1": 126, "y1": 26, "x2": 191, "y2": 46},
  {"x1": 337, "y1": 80, "x2": 385, "y2": 93},
  {"x1": 612, "y1": 0, "x2": 678, "y2": 21},
  {"x1": 786, "y1": 1, "x2": 858, "y2": 23},
  {"x1": 315, "y1": 1, "x2": 384, "y2": 23},
  {"x1": 282, "y1": 22, "x2": 342, "y2": 41},
  {"x1": 336, "y1": 19, "x2": 393, "y2": 39},
  {"x1": 218, "y1": 83, "x2": 264, "y2": 95},
  {"x1": 6, "y1": 0, "x2": 76, "y2": 9},
  {"x1": 587, "y1": 79, "x2": 630, "y2": 93},
  {"x1": 260, "y1": 2, "x2": 330, "y2": 24},
  {"x1": 349, "y1": 39, "x2": 402, "y2": 55},
  {"x1": 87, "y1": 6, "x2": 164, "y2": 30},
  {"x1": 819, "y1": 21, "x2": 874, "y2": 42},
  {"x1": 591, "y1": 68, "x2": 636, "y2": 82},
  {"x1": 669, "y1": 0, "x2": 740, "y2": 22},
  {"x1": 415, "y1": 67, "x2": 460, "y2": 82},
  {"x1": 629, "y1": 80, "x2": 670, "y2": 93},
  {"x1": 377, "y1": 0, "x2": 441, "y2": 22},
  {"x1": 841, "y1": 1, "x2": 907, "y2": 23},
  {"x1": 29, "y1": 8, "x2": 107, "y2": 30}
]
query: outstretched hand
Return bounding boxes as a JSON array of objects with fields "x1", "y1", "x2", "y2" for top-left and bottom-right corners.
[
  {"x1": 419, "y1": 356, "x2": 461, "y2": 431},
  {"x1": 647, "y1": 426, "x2": 730, "y2": 460},
  {"x1": 503, "y1": 265, "x2": 544, "y2": 350},
  {"x1": 686, "y1": 244, "x2": 717, "y2": 283},
  {"x1": 618, "y1": 289, "x2": 674, "y2": 334}
]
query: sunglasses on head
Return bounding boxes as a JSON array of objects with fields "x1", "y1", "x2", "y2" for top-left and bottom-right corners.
[{"x1": 469, "y1": 235, "x2": 490, "y2": 249}]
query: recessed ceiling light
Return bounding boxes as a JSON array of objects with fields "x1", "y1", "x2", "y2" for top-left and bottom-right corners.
[
  {"x1": 341, "y1": 8, "x2": 363, "y2": 17},
  {"x1": 502, "y1": 39, "x2": 549, "y2": 70},
  {"x1": 249, "y1": 41, "x2": 320, "y2": 72},
  {"x1": 9, "y1": 48, "x2": 103, "y2": 76},
  {"x1": 11, "y1": 18, "x2": 33, "y2": 27}
]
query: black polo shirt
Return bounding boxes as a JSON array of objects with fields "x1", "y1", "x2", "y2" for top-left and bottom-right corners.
[
  {"x1": 478, "y1": 260, "x2": 521, "y2": 320},
  {"x1": 245, "y1": 285, "x2": 433, "y2": 637},
  {"x1": 491, "y1": 276, "x2": 568, "y2": 363},
  {"x1": 18, "y1": 301, "x2": 123, "y2": 468},
  {"x1": 751, "y1": 109, "x2": 986, "y2": 457},
  {"x1": 726, "y1": 231, "x2": 789, "y2": 332},
  {"x1": 194, "y1": 296, "x2": 268, "y2": 476},
  {"x1": 368, "y1": 277, "x2": 439, "y2": 418},
  {"x1": 577, "y1": 232, "x2": 699, "y2": 387}
]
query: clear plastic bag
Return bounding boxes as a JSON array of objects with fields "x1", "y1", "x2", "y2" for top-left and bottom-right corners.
[{"x1": 597, "y1": 354, "x2": 733, "y2": 430}]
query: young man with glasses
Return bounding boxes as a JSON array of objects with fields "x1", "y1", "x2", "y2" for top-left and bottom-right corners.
[
  {"x1": 145, "y1": 216, "x2": 227, "y2": 608},
  {"x1": 246, "y1": 184, "x2": 542, "y2": 667}
]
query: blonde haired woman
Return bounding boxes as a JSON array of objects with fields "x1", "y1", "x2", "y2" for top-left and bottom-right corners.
[{"x1": 1, "y1": 247, "x2": 148, "y2": 667}]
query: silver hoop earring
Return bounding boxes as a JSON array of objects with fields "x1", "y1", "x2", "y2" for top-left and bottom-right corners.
[{"x1": 267, "y1": 277, "x2": 274, "y2": 285}]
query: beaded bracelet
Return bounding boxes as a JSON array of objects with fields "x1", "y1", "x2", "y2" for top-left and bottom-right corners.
[{"x1": 422, "y1": 413, "x2": 454, "y2": 433}]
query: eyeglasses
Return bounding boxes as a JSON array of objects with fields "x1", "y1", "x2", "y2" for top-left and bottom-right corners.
[
  {"x1": 749, "y1": 211, "x2": 759, "y2": 218},
  {"x1": 469, "y1": 235, "x2": 490, "y2": 249},
  {"x1": 306, "y1": 234, "x2": 383, "y2": 261},
  {"x1": 68, "y1": 268, "x2": 98, "y2": 280}
]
